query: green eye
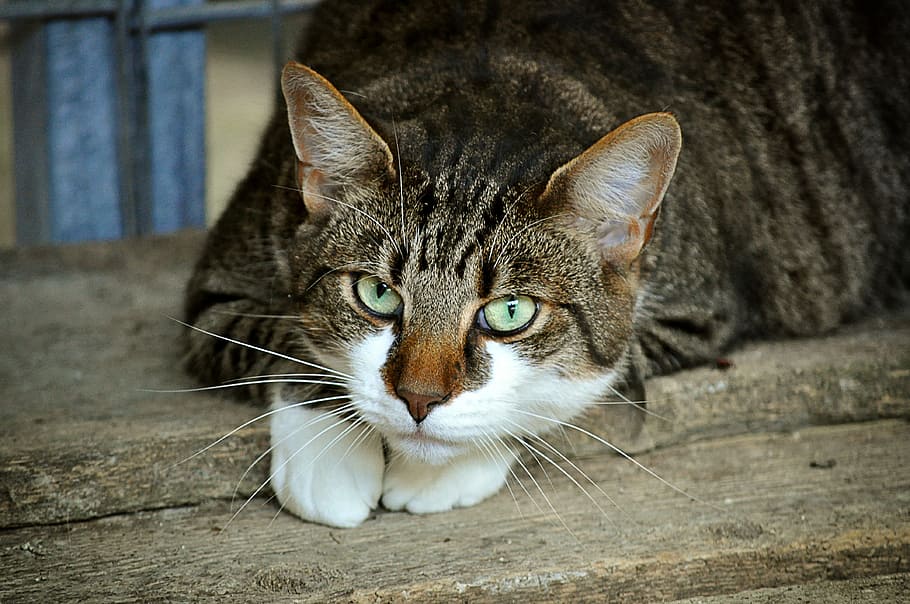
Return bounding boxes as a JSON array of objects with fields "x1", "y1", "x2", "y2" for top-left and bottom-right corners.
[
  {"x1": 479, "y1": 295, "x2": 538, "y2": 335},
  {"x1": 354, "y1": 275, "x2": 403, "y2": 317}
]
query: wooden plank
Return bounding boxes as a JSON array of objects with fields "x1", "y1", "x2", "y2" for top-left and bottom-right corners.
[
  {"x1": 1, "y1": 420, "x2": 908, "y2": 602},
  {"x1": 671, "y1": 573, "x2": 909, "y2": 603},
  {"x1": 0, "y1": 232, "x2": 908, "y2": 529}
]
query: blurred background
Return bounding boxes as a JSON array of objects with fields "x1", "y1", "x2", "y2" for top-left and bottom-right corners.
[{"x1": 0, "y1": 2, "x2": 312, "y2": 248}]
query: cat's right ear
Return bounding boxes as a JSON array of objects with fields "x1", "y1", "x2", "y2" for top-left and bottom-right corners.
[
  {"x1": 281, "y1": 62, "x2": 394, "y2": 219},
  {"x1": 542, "y1": 113, "x2": 682, "y2": 267}
]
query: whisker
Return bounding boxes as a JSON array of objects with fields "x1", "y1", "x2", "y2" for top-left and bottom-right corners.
[
  {"x1": 208, "y1": 308, "x2": 300, "y2": 320},
  {"x1": 172, "y1": 317, "x2": 352, "y2": 379},
  {"x1": 504, "y1": 425, "x2": 618, "y2": 528},
  {"x1": 272, "y1": 184, "x2": 402, "y2": 257},
  {"x1": 392, "y1": 118, "x2": 406, "y2": 249},
  {"x1": 491, "y1": 431, "x2": 576, "y2": 538},
  {"x1": 477, "y1": 433, "x2": 535, "y2": 518},
  {"x1": 224, "y1": 412, "x2": 358, "y2": 531},
  {"x1": 230, "y1": 403, "x2": 357, "y2": 511},
  {"x1": 142, "y1": 378, "x2": 348, "y2": 395},
  {"x1": 493, "y1": 213, "x2": 569, "y2": 269},
  {"x1": 269, "y1": 415, "x2": 366, "y2": 524},
  {"x1": 513, "y1": 410, "x2": 721, "y2": 511},
  {"x1": 222, "y1": 372, "x2": 348, "y2": 384},
  {"x1": 486, "y1": 179, "x2": 547, "y2": 263},
  {"x1": 506, "y1": 419, "x2": 625, "y2": 517},
  {"x1": 168, "y1": 394, "x2": 350, "y2": 469},
  {"x1": 604, "y1": 384, "x2": 672, "y2": 422},
  {"x1": 474, "y1": 435, "x2": 523, "y2": 517},
  {"x1": 330, "y1": 420, "x2": 375, "y2": 473},
  {"x1": 304, "y1": 261, "x2": 371, "y2": 294}
]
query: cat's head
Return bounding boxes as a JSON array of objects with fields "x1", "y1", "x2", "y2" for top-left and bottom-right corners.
[{"x1": 280, "y1": 63, "x2": 680, "y2": 464}]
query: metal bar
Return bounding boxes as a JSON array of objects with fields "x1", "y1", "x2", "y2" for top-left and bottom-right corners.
[
  {"x1": 144, "y1": 0, "x2": 319, "y2": 29},
  {"x1": 0, "y1": 0, "x2": 319, "y2": 26},
  {"x1": 10, "y1": 24, "x2": 51, "y2": 244},
  {"x1": 114, "y1": 0, "x2": 138, "y2": 237},
  {"x1": 130, "y1": 0, "x2": 153, "y2": 234},
  {"x1": 0, "y1": 1, "x2": 117, "y2": 21}
]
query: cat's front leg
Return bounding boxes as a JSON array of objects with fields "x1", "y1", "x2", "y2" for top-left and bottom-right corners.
[
  {"x1": 269, "y1": 402, "x2": 384, "y2": 528},
  {"x1": 381, "y1": 448, "x2": 512, "y2": 514}
]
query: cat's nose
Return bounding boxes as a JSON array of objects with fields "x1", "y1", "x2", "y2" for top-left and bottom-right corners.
[{"x1": 396, "y1": 388, "x2": 447, "y2": 424}]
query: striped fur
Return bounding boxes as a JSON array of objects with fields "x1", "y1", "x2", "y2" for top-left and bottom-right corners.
[{"x1": 183, "y1": 0, "x2": 910, "y2": 526}]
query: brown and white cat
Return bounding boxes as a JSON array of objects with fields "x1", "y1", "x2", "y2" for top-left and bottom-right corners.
[{"x1": 184, "y1": 0, "x2": 910, "y2": 527}]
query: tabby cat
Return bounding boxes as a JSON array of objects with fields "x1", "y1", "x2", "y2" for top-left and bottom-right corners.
[{"x1": 184, "y1": 0, "x2": 910, "y2": 527}]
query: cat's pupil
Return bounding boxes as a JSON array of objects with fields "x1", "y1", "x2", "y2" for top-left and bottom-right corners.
[
  {"x1": 376, "y1": 282, "x2": 389, "y2": 299},
  {"x1": 506, "y1": 297, "x2": 518, "y2": 319}
]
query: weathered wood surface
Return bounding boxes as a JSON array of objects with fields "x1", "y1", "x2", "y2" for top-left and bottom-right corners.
[
  {"x1": 1, "y1": 232, "x2": 909, "y2": 602},
  {"x1": 2, "y1": 420, "x2": 908, "y2": 602}
]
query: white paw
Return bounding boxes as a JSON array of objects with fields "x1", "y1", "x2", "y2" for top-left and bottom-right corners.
[
  {"x1": 269, "y1": 402, "x2": 384, "y2": 528},
  {"x1": 381, "y1": 449, "x2": 512, "y2": 514}
]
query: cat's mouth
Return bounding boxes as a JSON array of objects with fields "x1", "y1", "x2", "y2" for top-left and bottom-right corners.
[
  {"x1": 401, "y1": 428, "x2": 451, "y2": 446},
  {"x1": 387, "y1": 427, "x2": 465, "y2": 463}
]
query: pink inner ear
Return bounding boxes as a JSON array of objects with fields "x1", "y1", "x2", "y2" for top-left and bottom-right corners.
[
  {"x1": 597, "y1": 220, "x2": 632, "y2": 248},
  {"x1": 597, "y1": 217, "x2": 645, "y2": 262},
  {"x1": 297, "y1": 160, "x2": 332, "y2": 218}
]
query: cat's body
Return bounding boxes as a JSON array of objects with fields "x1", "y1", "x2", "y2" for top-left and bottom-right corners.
[{"x1": 185, "y1": 0, "x2": 910, "y2": 527}]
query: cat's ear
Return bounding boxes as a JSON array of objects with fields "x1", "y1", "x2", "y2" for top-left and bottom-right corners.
[
  {"x1": 543, "y1": 113, "x2": 681, "y2": 266},
  {"x1": 281, "y1": 62, "x2": 394, "y2": 218}
]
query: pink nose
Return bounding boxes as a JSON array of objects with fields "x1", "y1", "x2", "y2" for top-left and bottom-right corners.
[{"x1": 396, "y1": 388, "x2": 448, "y2": 424}]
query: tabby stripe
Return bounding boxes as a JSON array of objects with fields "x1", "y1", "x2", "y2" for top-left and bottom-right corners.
[{"x1": 564, "y1": 303, "x2": 611, "y2": 367}]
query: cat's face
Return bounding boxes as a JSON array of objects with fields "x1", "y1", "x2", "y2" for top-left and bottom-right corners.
[{"x1": 281, "y1": 63, "x2": 680, "y2": 463}]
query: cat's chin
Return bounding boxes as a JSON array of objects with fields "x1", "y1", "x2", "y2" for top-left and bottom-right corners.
[{"x1": 384, "y1": 431, "x2": 467, "y2": 465}]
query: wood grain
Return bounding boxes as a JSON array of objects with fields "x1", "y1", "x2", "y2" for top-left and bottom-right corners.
[
  {"x1": 1, "y1": 233, "x2": 908, "y2": 601},
  {"x1": 1, "y1": 420, "x2": 907, "y2": 602}
]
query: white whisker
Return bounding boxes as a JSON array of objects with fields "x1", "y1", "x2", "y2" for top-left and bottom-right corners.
[
  {"x1": 506, "y1": 419, "x2": 624, "y2": 516},
  {"x1": 304, "y1": 261, "x2": 372, "y2": 294},
  {"x1": 269, "y1": 415, "x2": 366, "y2": 524},
  {"x1": 225, "y1": 411, "x2": 358, "y2": 531},
  {"x1": 475, "y1": 435, "x2": 525, "y2": 517},
  {"x1": 505, "y1": 426, "x2": 618, "y2": 528},
  {"x1": 513, "y1": 409, "x2": 720, "y2": 510},
  {"x1": 331, "y1": 420, "x2": 375, "y2": 472},
  {"x1": 392, "y1": 118, "x2": 406, "y2": 249},
  {"x1": 492, "y1": 431, "x2": 575, "y2": 537},
  {"x1": 493, "y1": 213, "x2": 569, "y2": 269},
  {"x1": 173, "y1": 316, "x2": 352, "y2": 379},
  {"x1": 231, "y1": 403, "x2": 356, "y2": 510},
  {"x1": 486, "y1": 179, "x2": 547, "y2": 263},
  {"x1": 222, "y1": 372, "x2": 348, "y2": 384},
  {"x1": 169, "y1": 394, "x2": 350, "y2": 469},
  {"x1": 143, "y1": 378, "x2": 347, "y2": 395},
  {"x1": 272, "y1": 184, "x2": 402, "y2": 257},
  {"x1": 208, "y1": 308, "x2": 300, "y2": 320},
  {"x1": 604, "y1": 384, "x2": 672, "y2": 422}
]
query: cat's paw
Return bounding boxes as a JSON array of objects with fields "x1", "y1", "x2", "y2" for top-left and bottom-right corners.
[
  {"x1": 381, "y1": 449, "x2": 511, "y2": 514},
  {"x1": 269, "y1": 404, "x2": 384, "y2": 528}
]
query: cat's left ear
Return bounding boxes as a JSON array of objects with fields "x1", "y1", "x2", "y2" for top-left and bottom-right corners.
[
  {"x1": 281, "y1": 62, "x2": 395, "y2": 219},
  {"x1": 542, "y1": 113, "x2": 681, "y2": 266}
]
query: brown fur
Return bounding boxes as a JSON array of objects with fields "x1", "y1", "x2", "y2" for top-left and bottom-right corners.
[{"x1": 184, "y1": 0, "x2": 910, "y2": 406}]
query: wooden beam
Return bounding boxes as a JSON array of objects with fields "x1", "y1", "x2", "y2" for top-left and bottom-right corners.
[
  {"x1": 1, "y1": 421, "x2": 908, "y2": 601},
  {"x1": 0, "y1": 233, "x2": 908, "y2": 600}
]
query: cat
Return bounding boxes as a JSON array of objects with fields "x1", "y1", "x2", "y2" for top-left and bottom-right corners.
[{"x1": 183, "y1": 0, "x2": 910, "y2": 528}]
